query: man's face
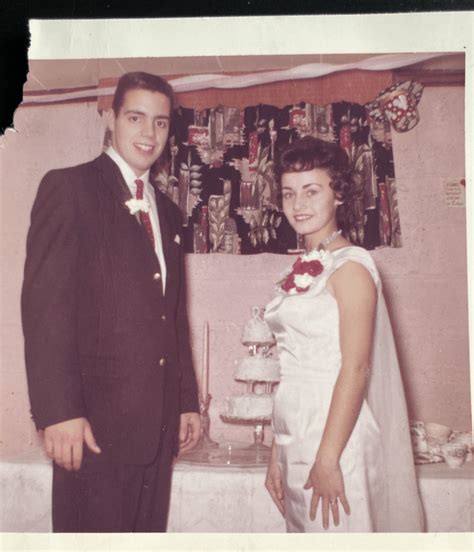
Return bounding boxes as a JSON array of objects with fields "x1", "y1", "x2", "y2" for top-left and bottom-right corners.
[{"x1": 108, "y1": 88, "x2": 171, "y2": 177}]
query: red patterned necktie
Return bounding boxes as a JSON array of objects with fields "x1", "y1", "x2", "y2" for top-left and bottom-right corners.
[{"x1": 135, "y1": 179, "x2": 155, "y2": 248}]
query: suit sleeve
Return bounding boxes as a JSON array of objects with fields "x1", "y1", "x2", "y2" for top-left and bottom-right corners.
[
  {"x1": 174, "y1": 223, "x2": 200, "y2": 415},
  {"x1": 21, "y1": 170, "x2": 85, "y2": 430}
]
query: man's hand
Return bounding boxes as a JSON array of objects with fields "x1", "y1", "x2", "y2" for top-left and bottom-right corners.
[
  {"x1": 43, "y1": 417, "x2": 101, "y2": 471},
  {"x1": 178, "y1": 412, "x2": 201, "y2": 453}
]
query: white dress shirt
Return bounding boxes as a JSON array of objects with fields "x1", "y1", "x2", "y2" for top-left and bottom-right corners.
[{"x1": 106, "y1": 146, "x2": 167, "y2": 292}]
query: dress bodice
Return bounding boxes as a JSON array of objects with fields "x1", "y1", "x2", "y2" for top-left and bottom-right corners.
[{"x1": 264, "y1": 246, "x2": 380, "y2": 383}]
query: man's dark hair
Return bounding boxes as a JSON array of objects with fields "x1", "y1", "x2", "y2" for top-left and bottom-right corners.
[{"x1": 112, "y1": 72, "x2": 175, "y2": 115}]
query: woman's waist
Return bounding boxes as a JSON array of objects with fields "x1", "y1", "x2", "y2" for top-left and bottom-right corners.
[
  {"x1": 277, "y1": 351, "x2": 340, "y2": 378},
  {"x1": 278, "y1": 367, "x2": 339, "y2": 384}
]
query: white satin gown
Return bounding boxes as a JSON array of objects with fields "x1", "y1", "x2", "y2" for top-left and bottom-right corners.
[{"x1": 264, "y1": 246, "x2": 424, "y2": 532}]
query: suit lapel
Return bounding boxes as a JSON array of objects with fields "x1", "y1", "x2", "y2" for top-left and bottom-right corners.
[
  {"x1": 96, "y1": 153, "x2": 135, "y2": 221},
  {"x1": 95, "y1": 153, "x2": 162, "y2": 277},
  {"x1": 151, "y1": 182, "x2": 184, "y2": 300},
  {"x1": 152, "y1": 182, "x2": 171, "y2": 258}
]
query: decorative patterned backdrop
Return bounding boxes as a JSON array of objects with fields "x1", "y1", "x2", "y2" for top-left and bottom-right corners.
[{"x1": 152, "y1": 82, "x2": 423, "y2": 254}]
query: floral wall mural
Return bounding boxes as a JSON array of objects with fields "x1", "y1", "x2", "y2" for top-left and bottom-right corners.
[{"x1": 153, "y1": 81, "x2": 423, "y2": 254}]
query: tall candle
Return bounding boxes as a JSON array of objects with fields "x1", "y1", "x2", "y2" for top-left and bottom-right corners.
[{"x1": 201, "y1": 321, "x2": 209, "y2": 400}]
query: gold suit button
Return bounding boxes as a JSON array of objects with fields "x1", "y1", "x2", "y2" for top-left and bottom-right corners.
[
  {"x1": 159, "y1": 357, "x2": 167, "y2": 367},
  {"x1": 153, "y1": 272, "x2": 161, "y2": 281}
]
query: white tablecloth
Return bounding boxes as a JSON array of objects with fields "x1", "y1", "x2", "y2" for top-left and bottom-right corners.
[
  {"x1": 1, "y1": 448, "x2": 472, "y2": 532},
  {"x1": 414, "y1": 461, "x2": 474, "y2": 532}
]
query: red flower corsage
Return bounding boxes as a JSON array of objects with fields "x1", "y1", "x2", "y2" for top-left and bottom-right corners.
[{"x1": 281, "y1": 257, "x2": 324, "y2": 293}]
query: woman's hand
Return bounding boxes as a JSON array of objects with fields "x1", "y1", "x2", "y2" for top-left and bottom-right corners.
[
  {"x1": 303, "y1": 458, "x2": 350, "y2": 529},
  {"x1": 265, "y1": 443, "x2": 285, "y2": 516}
]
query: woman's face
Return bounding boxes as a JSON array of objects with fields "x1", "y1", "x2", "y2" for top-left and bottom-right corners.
[{"x1": 281, "y1": 168, "x2": 340, "y2": 250}]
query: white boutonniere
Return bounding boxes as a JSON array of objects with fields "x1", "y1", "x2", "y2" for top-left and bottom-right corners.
[
  {"x1": 125, "y1": 198, "x2": 150, "y2": 215},
  {"x1": 174, "y1": 234, "x2": 181, "y2": 245}
]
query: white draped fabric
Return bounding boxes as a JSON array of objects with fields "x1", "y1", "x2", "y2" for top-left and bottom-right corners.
[{"x1": 23, "y1": 52, "x2": 454, "y2": 105}]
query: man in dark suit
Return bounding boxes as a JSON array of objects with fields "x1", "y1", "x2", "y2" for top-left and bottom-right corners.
[{"x1": 21, "y1": 72, "x2": 201, "y2": 532}]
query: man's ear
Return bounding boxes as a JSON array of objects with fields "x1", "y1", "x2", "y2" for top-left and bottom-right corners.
[{"x1": 105, "y1": 108, "x2": 116, "y2": 133}]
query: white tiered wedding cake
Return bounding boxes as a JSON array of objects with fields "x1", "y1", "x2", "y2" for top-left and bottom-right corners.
[{"x1": 222, "y1": 307, "x2": 280, "y2": 422}]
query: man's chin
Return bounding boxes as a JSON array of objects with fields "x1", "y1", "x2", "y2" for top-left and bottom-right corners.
[{"x1": 131, "y1": 160, "x2": 160, "y2": 174}]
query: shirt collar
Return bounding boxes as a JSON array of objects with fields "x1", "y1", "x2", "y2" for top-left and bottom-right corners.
[{"x1": 106, "y1": 146, "x2": 150, "y2": 188}]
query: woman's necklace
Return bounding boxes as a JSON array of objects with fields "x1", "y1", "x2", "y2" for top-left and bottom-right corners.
[{"x1": 317, "y1": 229, "x2": 342, "y2": 251}]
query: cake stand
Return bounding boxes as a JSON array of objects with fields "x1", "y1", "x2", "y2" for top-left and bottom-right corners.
[
  {"x1": 177, "y1": 438, "x2": 269, "y2": 467},
  {"x1": 219, "y1": 414, "x2": 271, "y2": 464}
]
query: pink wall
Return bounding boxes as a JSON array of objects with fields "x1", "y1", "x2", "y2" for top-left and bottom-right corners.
[
  {"x1": 383, "y1": 86, "x2": 469, "y2": 428},
  {"x1": 0, "y1": 86, "x2": 470, "y2": 457}
]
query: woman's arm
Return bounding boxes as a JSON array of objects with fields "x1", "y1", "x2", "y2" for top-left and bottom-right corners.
[
  {"x1": 304, "y1": 260, "x2": 377, "y2": 528},
  {"x1": 265, "y1": 439, "x2": 285, "y2": 515}
]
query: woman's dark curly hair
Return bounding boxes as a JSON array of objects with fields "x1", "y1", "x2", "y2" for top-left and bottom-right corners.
[{"x1": 274, "y1": 136, "x2": 362, "y2": 235}]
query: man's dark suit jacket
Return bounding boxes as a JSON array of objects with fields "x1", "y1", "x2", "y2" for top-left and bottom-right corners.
[{"x1": 21, "y1": 153, "x2": 199, "y2": 465}]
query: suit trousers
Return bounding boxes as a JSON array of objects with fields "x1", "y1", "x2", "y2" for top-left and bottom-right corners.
[{"x1": 52, "y1": 423, "x2": 176, "y2": 533}]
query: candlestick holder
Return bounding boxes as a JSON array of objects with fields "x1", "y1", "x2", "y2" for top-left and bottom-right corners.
[{"x1": 195, "y1": 393, "x2": 219, "y2": 448}]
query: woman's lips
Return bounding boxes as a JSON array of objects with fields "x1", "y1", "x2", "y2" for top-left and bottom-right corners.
[{"x1": 294, "y1": 214, "x2": 313, "y2": 221}]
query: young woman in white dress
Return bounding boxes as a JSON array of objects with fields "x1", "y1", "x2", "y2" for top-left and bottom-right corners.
[{"x1": 264, "y1": 136, "x2": 423, "y2": 532}]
